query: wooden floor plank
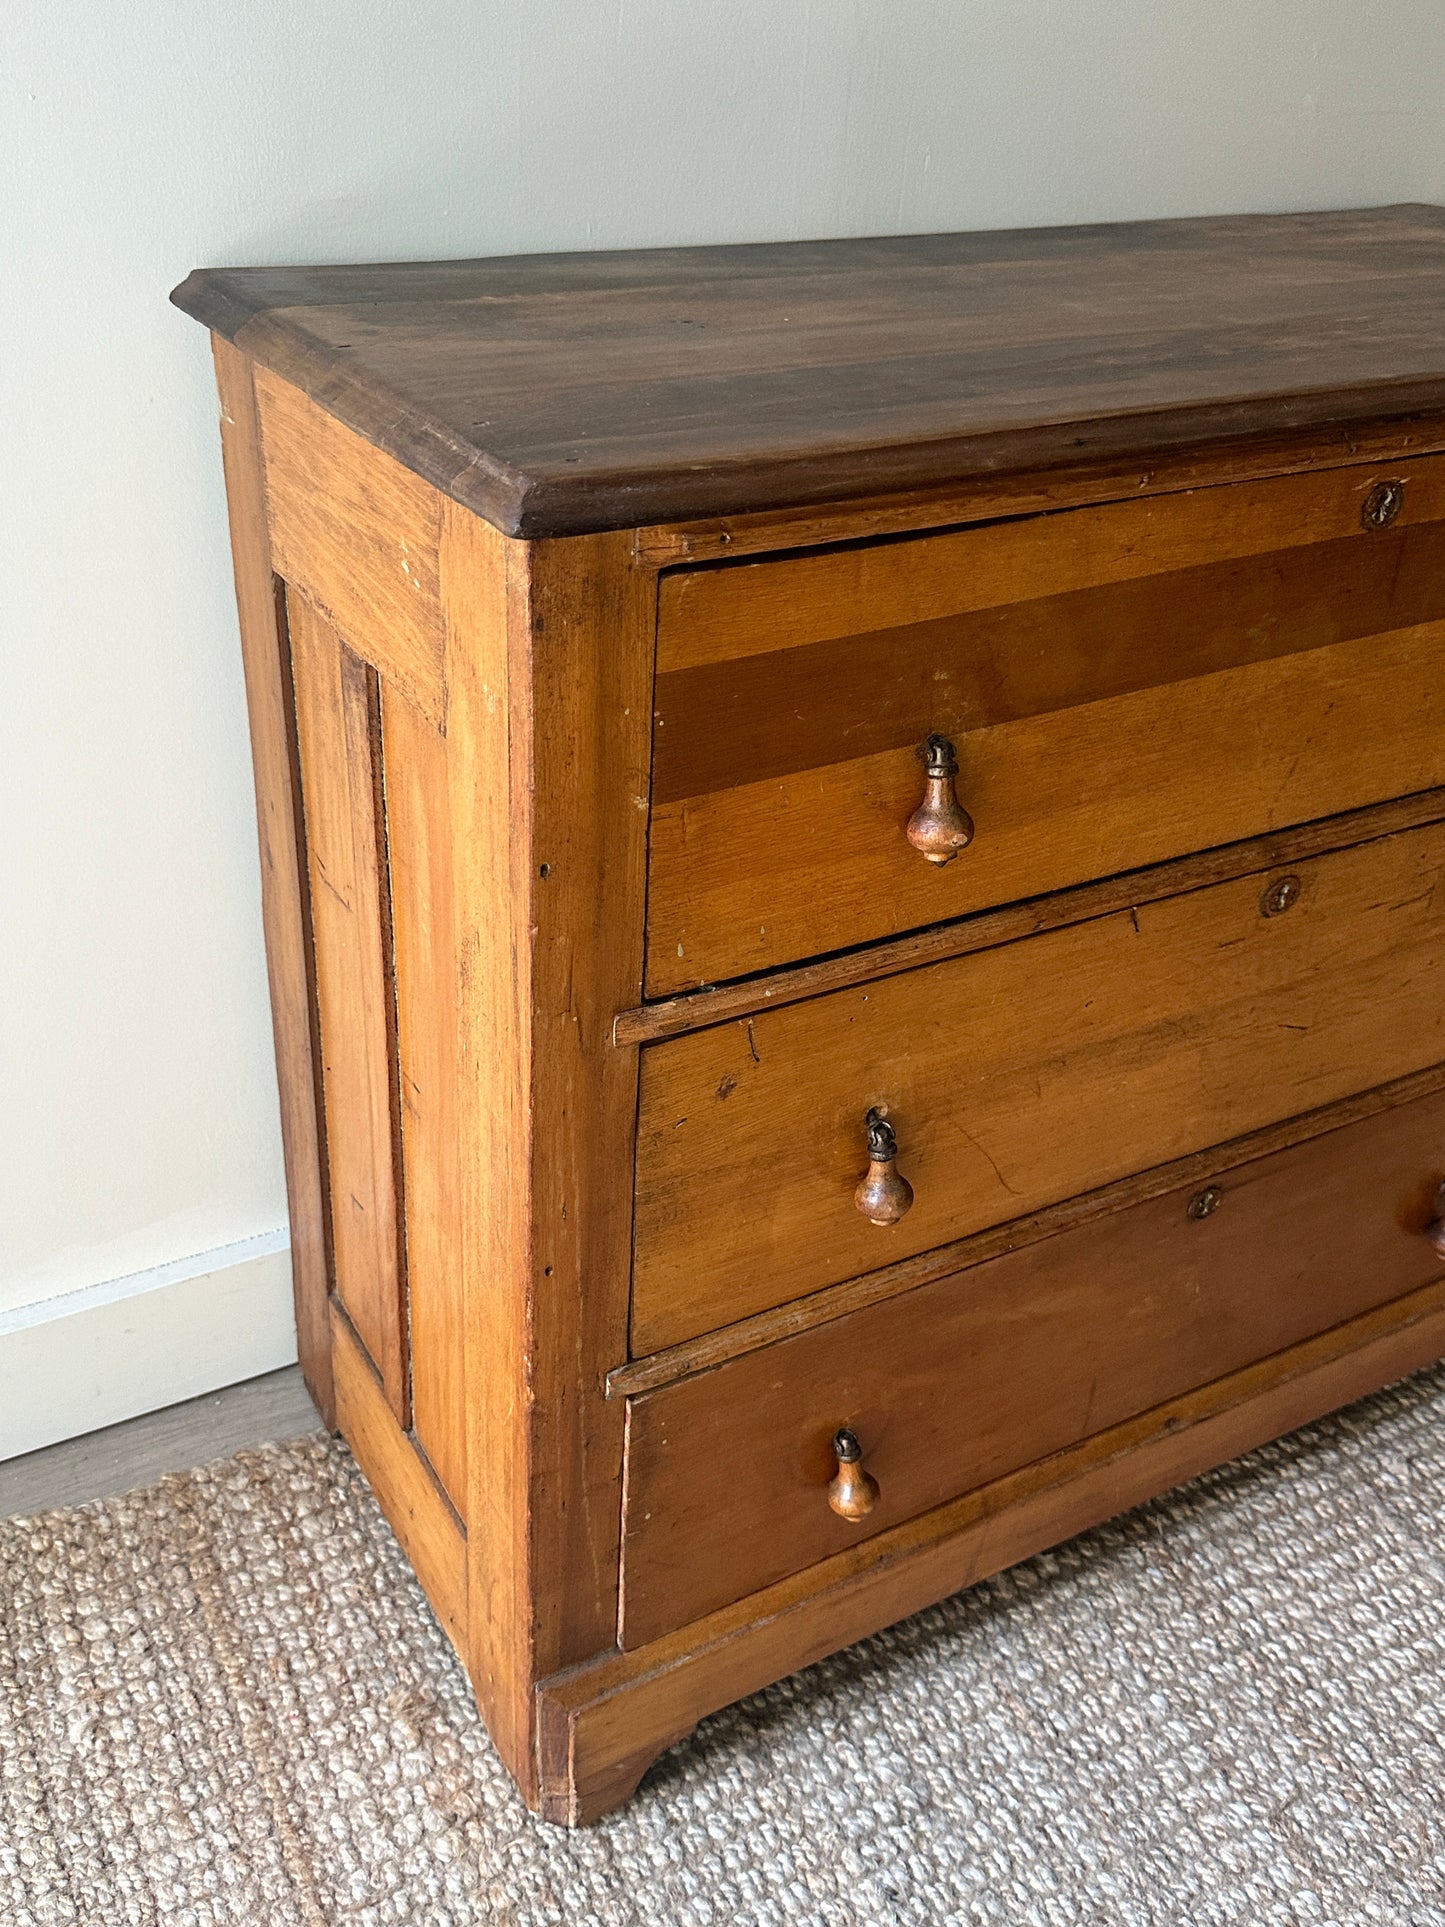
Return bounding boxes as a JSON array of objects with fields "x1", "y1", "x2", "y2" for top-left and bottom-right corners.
[{"x1": 0, "y1": 1367, "x2": 322, "y2": 1519}]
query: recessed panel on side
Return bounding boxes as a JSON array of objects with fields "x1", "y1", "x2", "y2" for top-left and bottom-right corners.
[{"x1": 288, "y1": 589, "x2": 409, "y2": 1419}]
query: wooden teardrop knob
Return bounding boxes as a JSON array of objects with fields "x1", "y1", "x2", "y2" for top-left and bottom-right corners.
[
  {"x1": 828, "y1": 1428, "x2": 879, "y2": 1521},
  {"x1": 1425, "y1": 1181, "x2": 1445, "y2": 1257},
  {"x1": 906, "y1": 734, "x2": 975, "y2": 864},
  {"x1": 854, "y1": 1108, "x2": 914, "y2": 1225}
]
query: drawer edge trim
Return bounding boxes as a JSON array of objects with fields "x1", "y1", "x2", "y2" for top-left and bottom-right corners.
[{"x1": 616, "y1": 785, "x2": 1445, "y2": 1047}]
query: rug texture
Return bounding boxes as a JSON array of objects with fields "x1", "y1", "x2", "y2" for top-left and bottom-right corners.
[{"x1": 5, "y1": 1364, "x2": 1445, "y2": 1927}]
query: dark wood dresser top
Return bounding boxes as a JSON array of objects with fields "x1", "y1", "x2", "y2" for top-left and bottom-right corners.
[{"x1": 172, "y1": 204, "x2": 1445, "y2": 538}]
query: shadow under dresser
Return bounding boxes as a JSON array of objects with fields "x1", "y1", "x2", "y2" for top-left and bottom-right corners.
[{"x1": 173, "y1": 203, "x2": 1445, "y2": 1822}]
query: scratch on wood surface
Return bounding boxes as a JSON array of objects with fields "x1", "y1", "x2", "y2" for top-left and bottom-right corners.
[{"x1": 955, "y1": 1123, "x2": 1021, "y2": 1198}]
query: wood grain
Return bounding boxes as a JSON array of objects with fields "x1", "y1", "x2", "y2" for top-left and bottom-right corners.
[
  {"x1": 611, "y1": 1060, "x2": 1445, "y2": 1398},
  {"x1": 540, "y1": 1269, "x2": 1445, "y2": 1822},
  {"x1": 656, "y1": 454, "x2": 1445, "y2": 675},
  {"x1": 515, "y1": 530, "x2": 655, "y2": 1674},
  {"x1": 256, "y1": 369, "x2": 447, "y2": 725},
  {"x1": 174, "y1": 207, "x2": 1445, "y2": 537},
  {"x1": 434, "y1": 504, "x2": 530, "y2": 1781},
  {"x1": 653, "y1": 520, "x2": 1445, "y2": 802},
  {"x1": 211, "y1": 340, "x2": 333, "y2": 1426},
  {"x1": 331, "y1": 1305, "x2": 466, "y2": 1655},
  {"x1": 647, "y1": 621, "x2": 1445, "y2": 993},
  {"x1": 289, "y1": 594, "x2": 409, "y2": 1418},
  {"x1": 647, "y1": 456, "x2": 1445, "y2": 992},
  {"x1": 634, "y1": 820, "x2": 1445, "y2": 1352},
  {"x1": 190, "y1": 220, "x2": 1445, "y2": 1826},
  {"x1": 620, "y1": 1084, "x2": 1445, "y2": 1643}
]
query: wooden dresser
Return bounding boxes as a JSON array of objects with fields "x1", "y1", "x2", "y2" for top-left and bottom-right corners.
[{"x1": 174, "y1": 205, "x2": 1445, "y2": 1823}]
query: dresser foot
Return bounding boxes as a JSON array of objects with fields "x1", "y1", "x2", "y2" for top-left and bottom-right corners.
[{"x1": 535, "y1": 1691, "x2": 695, "y2": 1826}]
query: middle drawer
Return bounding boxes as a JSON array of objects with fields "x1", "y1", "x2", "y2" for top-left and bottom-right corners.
[{"x1": 632, "y1": 817, "x2": 1445, "y2": 1354}]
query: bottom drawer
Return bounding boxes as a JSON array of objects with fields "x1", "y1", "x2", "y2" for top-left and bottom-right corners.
[{"x1": 619, "y1": 1083, "x2": 1445, "y2": 1648}]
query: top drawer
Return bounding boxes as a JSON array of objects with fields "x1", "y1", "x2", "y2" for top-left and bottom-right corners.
[{"x1": 647, "y1": 457, "x2": 1445, "y2": 995}]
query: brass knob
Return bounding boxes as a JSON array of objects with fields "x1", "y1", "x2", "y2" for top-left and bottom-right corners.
[
  {"x1": 828, "y1": 1428, "x2": 879, "y2": 1521},
  {"x1": 854, "y1": 1108, "x2": 914, "y2": 1224},
  {"x1": 906, "y1": 734, "x2": 974, "y2": 864},
  {"x1": 1425, "y1": 1181, "x2": 1445, "y2": 1258}
]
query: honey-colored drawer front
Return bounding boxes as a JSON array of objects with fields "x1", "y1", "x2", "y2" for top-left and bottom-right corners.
[
  {"x1": 621, "y1": 1085, "x2": 1445, "y2": 1646},
  {"x1": 633, "y1": 819, "x2": 1445, "y2": 1353},
  {"x1": 647, "y1": 457, "x2": 1445, "y2": 994}
]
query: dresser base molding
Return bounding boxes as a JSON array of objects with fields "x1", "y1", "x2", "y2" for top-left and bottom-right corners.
[
  {"x1": 330, "y1": 1305, "x2": 468, "y2": 1655},
  {"x1": 540, "y1": 1274, "x2": 1445, "y2": 1825}
]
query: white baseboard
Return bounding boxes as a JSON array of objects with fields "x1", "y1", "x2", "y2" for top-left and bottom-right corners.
[{"x1": 0, "y1": 1232, "x2": 298, "y2": 1461}]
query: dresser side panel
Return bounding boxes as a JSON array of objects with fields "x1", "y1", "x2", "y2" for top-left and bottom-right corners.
[
  {"x1": 234, "y1": 390, "x2": 496, "y2": 1683},
  {"x1": 430, "y1": 505, "x2": 532, "y2": 1783},
  {"x1": 287, "y1": 596, "x2": 410, "y2": 1417}
]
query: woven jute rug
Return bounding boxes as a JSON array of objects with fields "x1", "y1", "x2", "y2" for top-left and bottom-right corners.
[{"x1": 5, "y1": 1367, "x2": 1445, "y2": 1927}]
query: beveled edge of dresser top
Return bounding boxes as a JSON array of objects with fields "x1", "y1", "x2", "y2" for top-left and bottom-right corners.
[{"x1": 172, "y1": 205, "x2": 1445, "y2": 539}]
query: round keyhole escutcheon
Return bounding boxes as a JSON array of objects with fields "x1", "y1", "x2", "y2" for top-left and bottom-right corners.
[
  {"x1": 1361, "y1": 480, "x2": 1404, "y2": 530},
  {"x1": 1260, "y1": 875, "x2": 1301, "y2": 918}
]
